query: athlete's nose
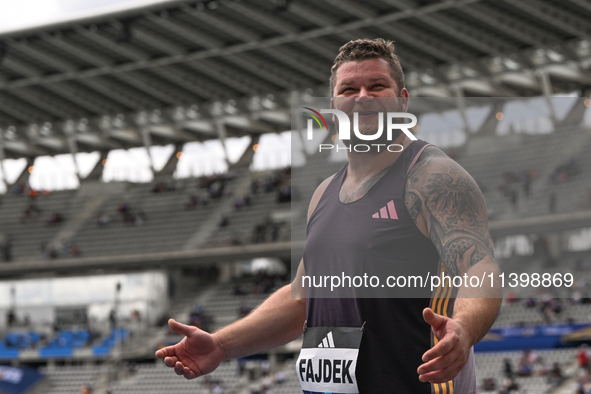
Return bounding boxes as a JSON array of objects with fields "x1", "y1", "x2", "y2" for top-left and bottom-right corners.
[{"x1": 355, "y1": 87, "x2": 375, "y2": 101}]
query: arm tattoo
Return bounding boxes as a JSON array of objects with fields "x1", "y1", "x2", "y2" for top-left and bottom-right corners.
[
  {"x1": 405, "y1": 146, "x2": 495, "y2": 276},
  {"x1": 339, "y1": 164, "x2": 392, "y2": 203},
  {"x1": 404, "y1": 191, "x2": 423, "y2": 222}
]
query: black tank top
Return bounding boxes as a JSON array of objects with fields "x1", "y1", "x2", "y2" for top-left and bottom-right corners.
[{"x1": 303, "y1": 140, "x2": 476, "y2": 393}]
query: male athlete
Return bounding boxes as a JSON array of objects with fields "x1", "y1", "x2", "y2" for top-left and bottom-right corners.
[{"x1": 156, "y1": 38, "x2": 501, "y2": 393}]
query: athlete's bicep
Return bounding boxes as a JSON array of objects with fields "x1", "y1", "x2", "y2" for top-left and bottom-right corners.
[{"x1": 405, "y1": 147, "x2": 495, "y2": 277}]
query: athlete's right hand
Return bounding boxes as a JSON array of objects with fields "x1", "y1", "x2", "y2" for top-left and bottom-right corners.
[{"x1": 155, "y1": 319, "x2": 225, "y2": 380}]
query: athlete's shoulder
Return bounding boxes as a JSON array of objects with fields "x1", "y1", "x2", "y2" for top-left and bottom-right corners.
[
  {"x1": 410, "y1": 144, "x2": 451, "y2": 173},
  {"x1": 407, "y1": 144, "x2": 473, "y2": 186},
  {"x1": 307, "y1": 174, "x2": 337, "y2": 221}
]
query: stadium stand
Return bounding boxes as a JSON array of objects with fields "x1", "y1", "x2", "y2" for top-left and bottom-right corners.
[{"x1": 1, "y1": 1, "x2": 591, "y2": 393}]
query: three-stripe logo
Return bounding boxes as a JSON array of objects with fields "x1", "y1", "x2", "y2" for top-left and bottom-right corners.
[
  {"x1": 372, "y1": 200, "x2": 399, "y2": 219},
  {"x1": 317, "y1": 331, "x2": 335, "y2": 348}
]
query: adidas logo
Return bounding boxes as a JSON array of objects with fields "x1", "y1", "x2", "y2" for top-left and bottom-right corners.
[
  {"x1": 317, "y1": 331, "x2": 335, "y2": 348},
  {"x1": 372, "y1": 200, "x2": 398, "y2": 220}
]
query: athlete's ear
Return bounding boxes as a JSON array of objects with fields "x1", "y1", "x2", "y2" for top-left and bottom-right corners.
[
  {"x1": 400, "y1": 88, "x2": 409, "y2": 112},
  {"x1": 330, "y1": 97, "x2": 337, "y2": 125}
]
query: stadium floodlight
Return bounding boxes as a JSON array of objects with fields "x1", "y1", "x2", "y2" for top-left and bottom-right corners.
[
  {"x1": 5, "y1": 126, "x2": 16, "y2": 140},
  {"x1": 40, "y1": 122, "x2": 53, "y2": 137},
  {"x1": 77, "y1": 118, "x2": 89, "y2": 133},
  {"x1": 136, "y1": 111, "x2": 149, "y2": 126},
  {"x1": 26, "y1": 124, "x2": 39, "y2": 138},
  {"x1": 172, "y1": 107, "x2": 186, "y2": 123},
  {"x1": 149, "y1": 109, "x2": 162, "y2": 124},
  {"x1": 99, "y1": 116, "x2": 111, "y2": 131},
  {"x1": 113, "y1": 114, "x2": 126, "y2": 129}
]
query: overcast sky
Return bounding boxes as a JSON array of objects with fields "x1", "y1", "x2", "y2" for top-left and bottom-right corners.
[{"x1": 0, "y1": 0, "x2": 175, "y2": 35}]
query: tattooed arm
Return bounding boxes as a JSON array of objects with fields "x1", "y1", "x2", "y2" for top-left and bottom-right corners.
[{"x1": 404, "y1": 146, "x2": 502, "y2": 383}]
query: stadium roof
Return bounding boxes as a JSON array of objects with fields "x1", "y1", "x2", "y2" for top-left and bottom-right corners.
[{"x1": 0, "y1": 0, "x2": 590, "y2": 159}]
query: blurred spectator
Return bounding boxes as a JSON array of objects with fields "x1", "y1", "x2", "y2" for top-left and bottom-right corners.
[
  {"x1": 503, "y1": 358, "x2": 514, "y2": 378},
  {"x1": 234, "y1": 284, "x2": 248, "y2": 296},
  {"x1": 210, "y1": 383, "x2": 224, "y2": 394},
  {"x1": 95, "y1": 213, "x2": 110, "y2": 227},
  {"x1": 219, "y1": 216, "x2": 230, "y2": 228},
  {"x1": 499, "y1": 376, "x2": 518, "y2": 394},
  {"x1": 505, "y1": 291, "x2": 517, "y2": 304},
  {"x1": 185, "y1": 194, "x2": 207, "y2": 210},
  {"x1": 117, "y1": 202, "x2": 130, "y2": 214},
  {"x1": 79, "y1": 385, "x2": 93, "y2": 394},
  {"x1": 536, "y1": 357, "x2": 549, "y2": 376},
  {"x1": 21, "y1": 203, "x2": 40, "y2": 222},
  {"x1": 0, "y1": 233, "x2": 12, "y2": 262},
  {"x1": 238, "y1": 301, "x2": 253, "y2": 318},
  {"x1": 277, "y1": 184, "x2": 291, "y2": 203},
  {"x1": 6, "y1": 309, "x2": 16, "y2": 327},
  {"x1": 517, "y1": 349, "x2": 534, "y2": 377},
  {"x1": 481, "y1": 377, "x2": 496, "y2": 391},
  {"x1": 46, "y1": 212, "x2": 63, "y2": 225},
  {"x1": 11, "y1": 184, "x2": 25, "y2": 195},
  {"x1": 548, "y1": 159, "x2": 580, "y2": 185},
  {"x1": 189, "y1": 305, "x2": 214, "y2": 332},
  {"x1": 71, "y1": 243, "x2": 81, "y2": 257},
  {"x1": 548, "y1": 362, "x2": 563, "y2": 386},
  {"x1": 234, "y1": 195, "x2": 251, "y2": 210},
  {"x1": 579, "y1": 344, "x2": 590, "y2": 372},
  {"x1": 152, "y1": 181, "x2": 177, "y2": 193},
  {"x1": 275, "y1": 371, "x2": 285, "y2": 384}
]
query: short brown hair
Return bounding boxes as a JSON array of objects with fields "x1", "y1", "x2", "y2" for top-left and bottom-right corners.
[{"x1": 330, "y1": 38, "x2": 405, "y2": 96}]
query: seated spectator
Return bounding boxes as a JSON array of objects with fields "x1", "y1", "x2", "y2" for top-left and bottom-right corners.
[
  {"x1": 499, "y1": 376, "x2": 518, "y2": 394},
  {"x1": 185, "y1": 194, "x2": 207, "y2": 209},
  {"x1": 238, "y1": 302, "x2": 252, "y2": 319},
  {"x1": 117, "y1": 202, "x2": 130, "y2": 214},
  {"x1": 517, "y1": 362, "x2": 532, "y2": 377},
  {"x1": 234, "y1": 284, "x2": 248, "y2": 296},
  {"x1": 275, "y1": 371, "x2": 285, "y2": 384},
  {"x1": 71, "y1": 243, "x2": 81, "y2": 257},
  {"x1": 21, "y1": 203, "x2": 41, "y2": 222},
  {"x1": 95, "y1": 213, "x2": 110, "y2": 227},
  {"x1": 537, "y1": 357, "x2": 549, "y2": 376},
  {"x1": 234, "y1": 195, "x2": 251, "y2": 210},
  {"x1": 548, "y1": 362, "x2": 563, "y2": 385},
  {"x1": 481, "y1": 377, "x2": 496, "y2": 391},
  {"x1": 579, "y1": 344, "x2": 590, "y2": 371},
  {"x1": 12, "y1": 184, "x2": 25, "y2": 195},
  {"x1": 0, "y1": 233, "x2": 12, "y2": 262},
  {"x1": 79, "y1": 385, "x2": 93, "y2": 394},
  {"x1": 505, "y1": 290, "x2": 517, "y2": 303},
  {"x1": 189, "y1": 305, "x2": 213, "y2": 332},
  {"x1": 46, "y1": 212, "x2": 63, "y2": 225},
  {"x1": 277, "y1": 185, "x2": 291, "y2": 203},
  {"x1": 219, "y1": 216, "x2": 230, "y2": 228}
]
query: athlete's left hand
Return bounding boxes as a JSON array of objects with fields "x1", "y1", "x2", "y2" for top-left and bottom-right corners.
[{"x1": 417, "y1": 307, "x2": 473, "y2": 383}]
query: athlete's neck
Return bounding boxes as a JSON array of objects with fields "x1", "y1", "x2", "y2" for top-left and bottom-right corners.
[
  {"x1": 345, "y1": 135, "x2": 412, "y2": 183},
  {"x1": 339, "y1": 135, "x2": 413, "y2": 204}
]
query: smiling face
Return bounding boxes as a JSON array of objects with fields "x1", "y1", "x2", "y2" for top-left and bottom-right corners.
[{"x1": 332, "y1": 58, "x2": 409, "y2": 143}]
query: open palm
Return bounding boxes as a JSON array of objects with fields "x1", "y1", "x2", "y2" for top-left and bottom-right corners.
[{"x1": 155, "y1": 319, "x2": 224, "y2": 379}]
